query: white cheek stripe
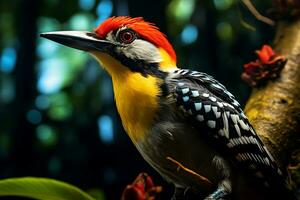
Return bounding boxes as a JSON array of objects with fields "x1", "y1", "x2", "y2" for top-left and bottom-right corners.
[{"x1": 117, "y1": 39, "x2": 163, "y2": 63}]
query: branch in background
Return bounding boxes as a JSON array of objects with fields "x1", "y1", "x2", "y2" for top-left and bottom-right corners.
[{"x1": 241, "y1": 0, "x2": 275, "y2": 25}]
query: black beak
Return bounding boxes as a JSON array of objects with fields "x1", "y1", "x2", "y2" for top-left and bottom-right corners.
[{"x1": 40, "y1": 31, "x2": 115, "y2": 52}]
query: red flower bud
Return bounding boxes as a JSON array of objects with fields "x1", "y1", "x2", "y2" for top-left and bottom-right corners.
[
  {"x1": 121, "y1": 173, "x2": 162, "y2": 200},
  {"x1": 256, "y1": 45, "x2": 275, "y2": 64},
  {"x1": 242, "y1": 45, "x2": 287, "y2": 87}
]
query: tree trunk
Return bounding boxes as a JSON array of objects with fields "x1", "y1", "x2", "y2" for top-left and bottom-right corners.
[
  {"x1": 11, "y1": 0, "x2": 38, "y2": 175},
  {"x1": 244, "y1": 17, "x2": 300, "y2": 198}
]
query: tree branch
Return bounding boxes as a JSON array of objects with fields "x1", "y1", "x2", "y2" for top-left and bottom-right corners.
[{"x1": 241, "y1": 0, "x2": 275, "y2": 25}]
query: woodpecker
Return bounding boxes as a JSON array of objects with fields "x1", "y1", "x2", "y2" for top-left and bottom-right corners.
[{"x1": 41, "y1": 16, "x2": 292, "y2": 199}]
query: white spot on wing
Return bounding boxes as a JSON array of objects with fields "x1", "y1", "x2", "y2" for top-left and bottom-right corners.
[
  {"x1": 179, "y1": 69, "x2": 188, "y2": 75},
  {"x1": 250, "y1": 127, "x2": 256, "y2": 135},
  {"x1": 202, "y1": 77, "x2": 211, "y2": 81},
  {"x1": 234, "y1": 124, "x2": 241, "y2": 136},
  {"x1": 258, "y1": 156, "x2": 265, "y2": 164},
  {"x1": 197, "y1": 115, "x2": 204, "y2": 122},
  {"x1": 230, "y1": 138, "x2": 236, "y2": 146},
  {"x1": 218, "y1": 129, "x2": 224, "y2": 136},
  {"x1": 264, "y1": 157, "x2": 270, "y2": 166},
  {"x1": 211, "y1": 83, "x2": 223, "y2": 89},
  {"x1": 240, "y1": 154, "x2": 246, "y2": 161},
  {"x1": 226, "y1": 111, "x2": 230, "y2": 117},
  {"x1": 204, "y1": 105, "x2": 211, "y2": 113},
  {"x1": 207, "y1": 120, "x2": 216, "y2": 128},
  {"x1": 209, "y1": 97, "x2": 217, "y2": 102},
  {"x1": 222, "y1": 113, "x2": 229, "y2": 139},
  {"x1": 227, "y1": 104, "x2": 235, "y2": 109},
  {"x1": 241, "y1": 137, "x2": 248, "y2": 144},
  {"x1": 217, "y1": 102, "x2": 223, "y2": 108},
  {"x1": 230, "y1": 114, "x2": 238, "y2": 124},
  {"x1": 183, "y1": 96, "x2": 189, "y2": 102},
  {"x1": 194, "y1": 102, "x2": 202, "y2": 111},
  {"x1": 254, "y1": 154, "x2": 260, "y2": 163},
  {"x1": 212, "y1": 106, "x2": 217, "y2": 114},
  {"x1": 181, "y1": 88, "x2": 189, "y2": 94},
  {"x1": 244, "y1": 136, "x2": 251, "y2": 144},
  {"x1": 245, "y1": 153, "x2": 251, "y2": 160},
  {"x1": 192, "y1": 90, "x2": 199, "y2": 97},
  {"x1": 202, "y1": 93, "x2": 209, "y2": 97},
  {"x1": 252, "y1": 154, "x2": 259, "y2": 162},
  {"x1": 225, "y1": 90, "x2": 234, "y2": 97},
  {"x1": 212, "y1": 106, "x2": 221, "y2": 118},
  {"x1": 233, "y1": 100, "x2": 240, "y2": 107},
  {"x1": 238, "y1": 119, "x2": 250, "y2": 130},
  {"x1": 190, "y1": 71, "x2": 201, "y2": 77}
]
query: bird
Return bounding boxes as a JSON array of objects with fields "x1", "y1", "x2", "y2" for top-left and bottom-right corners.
[{"x1": 40, "y1": 16, "x2": 293, "y2": 199}]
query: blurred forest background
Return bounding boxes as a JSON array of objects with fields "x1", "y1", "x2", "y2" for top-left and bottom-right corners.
[{"x1": 0, "y1": 0, "x2": 275, "y2": 199}]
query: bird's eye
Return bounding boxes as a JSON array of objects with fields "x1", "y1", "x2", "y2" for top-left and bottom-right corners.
[{"x1": 118, "y1": 30, "x2": 136, "y2": 44}]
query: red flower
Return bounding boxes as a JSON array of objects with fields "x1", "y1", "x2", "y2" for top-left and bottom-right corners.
[
  {"x1": 242, "y1": 45, "x2": 287, "y2": 87},
  {"x1": 121, "y1": 173, "x2": 162, "y2": 200}
]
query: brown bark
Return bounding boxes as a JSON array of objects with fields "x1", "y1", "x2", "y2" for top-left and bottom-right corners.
[{"x1": 244, "y1": 17, "x2": 300, "y2": 193}]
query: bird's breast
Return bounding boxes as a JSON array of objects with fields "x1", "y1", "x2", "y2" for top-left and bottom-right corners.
[
  {"x1": 136, "y1": 120, "x2": 220, "y2": 191},
  {"x1": 93, "y1": 51, "x2": 164, "y2": 145},
  {"x1": 112, "y1": 71, "x2": 162, "y2": 144}
]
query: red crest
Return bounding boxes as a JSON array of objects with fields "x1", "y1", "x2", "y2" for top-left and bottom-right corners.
[{"x1": 94, "y1": 16, "x2": 176, "y2": 62}]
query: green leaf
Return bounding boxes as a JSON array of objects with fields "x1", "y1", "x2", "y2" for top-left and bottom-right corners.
[{"x1": 0, "y1": 177, "x2": 96, "y2": 200}]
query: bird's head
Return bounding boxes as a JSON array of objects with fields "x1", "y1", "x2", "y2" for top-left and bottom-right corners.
[{"x1": 41, "y1": 16, "x2": 177, "y2": 79}]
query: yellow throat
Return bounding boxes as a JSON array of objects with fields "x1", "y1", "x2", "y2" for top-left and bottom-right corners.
[{"x1": 92, "y1": 48, "x2": 176, "y2": 144}]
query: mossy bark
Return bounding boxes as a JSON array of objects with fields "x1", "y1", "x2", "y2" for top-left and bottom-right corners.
[{"x1": 244, "y1": 17, "x2": 300, "y2": 193}]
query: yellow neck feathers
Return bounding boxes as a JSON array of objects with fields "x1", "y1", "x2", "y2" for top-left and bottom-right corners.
[
  {"x1": 158, "y1": 48, "x2": 177, "y2": 71},
  {"x1": 92, "y1": 49, "x2": 176, "y2": 144}
]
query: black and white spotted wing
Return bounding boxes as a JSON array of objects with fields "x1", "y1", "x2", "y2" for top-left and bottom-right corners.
[
  {"x1": 170, "y1": 69, "x2": 243, "y2": 114},
  {"x1": 168, "y1": 69, "x2": 283, "y2": 183}
]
